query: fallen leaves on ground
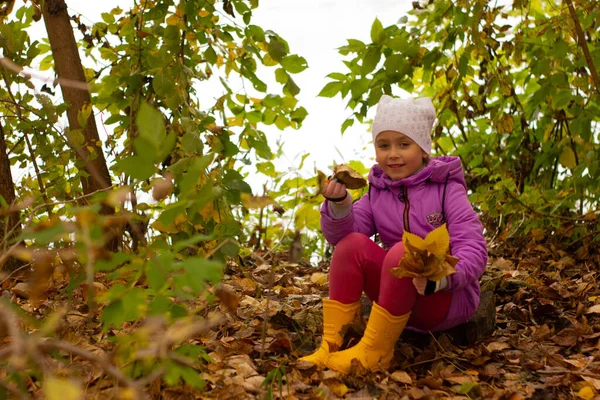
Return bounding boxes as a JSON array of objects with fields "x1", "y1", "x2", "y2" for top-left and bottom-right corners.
[{"x1": 1, "y1": 238, "x2": 600, "y2": 399}]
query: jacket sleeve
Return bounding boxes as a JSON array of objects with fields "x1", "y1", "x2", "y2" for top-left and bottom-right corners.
[
  {"x1": 320, "y1": 194, "x2": 377, "y2": 245},
  {"x1": 444, "y1": 182, "x2": 488, "y2": 291}
]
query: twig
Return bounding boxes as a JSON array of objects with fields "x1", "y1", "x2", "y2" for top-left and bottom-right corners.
[
  {"x1": 37, "y1": 339, "x2": 143, "y2": 397},
  {"x1": 133, "y1": 366, "x2": 166, "y2": 388},
  {"x1": 564, "y1": 0, "x2": 600, "y2": 93},
  {"x1": 0, "y1": 72, "x2": 53, "y2": 216},
  {"x1": 260, "y1": 270, "x2": 274, "y2": 360},
  {"x1": 0, "y1": 57, "x2": 91, "y2": 92},
  {"x1": 0, "y1": 263, "x2": 31, "y2": 286},
  {"x1": 403, "y1": 355, "x2": 449, "y2": 368},
  {"x1": 506, "y1": 190, "x2": 591, "y2": 222},
  {"x1": 0, "y1": 303, "x2": 26, "y2": 367},
  {"x1": 0, "y1": 185, "x2": 115, "y2": 267},
  {"x1": 205, "y1": 238, "x2": 238, "y2": 259},
  {"x1": 569, "y1": 229, "x2": 600, "y2": 248},
  {"x1": 80, "y1": 222, "x2": 96, "y2": 321}
]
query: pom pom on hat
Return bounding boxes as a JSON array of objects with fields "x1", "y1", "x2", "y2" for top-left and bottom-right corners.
[{"x1": 371, "y1": 95, "x2": 436, "y2": 155}]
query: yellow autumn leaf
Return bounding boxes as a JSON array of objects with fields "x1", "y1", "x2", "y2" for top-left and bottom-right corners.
[
  {"x1": 45, "y1": 377, "x2": 82, "y2": 400},
  {"x1": 402, "y1": 230, "x2": 426, "y2": 251},
  {"x1": 402, "y1": 224, "x2": 449, "y2": 257},
  {"x1": 577, "y1": 386, "x2": 595, "y2": 400},
  {"x1": 559, "y1": 146, "x2": 577, "y2": 169},
  {"x1": 241, "y1": 193, "x2": 277, "y2": 209},
  {"x1": 199, "y1": 201, "x2": 222, "y2": 223},
  {"x1": 324, "y1": 379, "x2": 348, "y2": 397},
  {"x1": 226, "y1": 116, "x2": 243, "y2": 127},
  {"x1": 497, "y1": 113, "x2": 514, "y2": 134},
  {"x1": 423, "y1": 223, "x2": 451, "y2": 257},
  {"x1": 390, "y1": 224, "x2": 458, "y2": 281},
  {"x1": 166, "y1": 14, "x2": 181, "y2": 26}
]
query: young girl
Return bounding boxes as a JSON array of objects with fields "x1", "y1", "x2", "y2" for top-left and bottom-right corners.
[{"x1": 299, "y1": 95, "x2": 488, "y2": 373}]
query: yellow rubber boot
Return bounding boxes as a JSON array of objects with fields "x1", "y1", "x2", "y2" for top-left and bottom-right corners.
[
  {"x1": 298, "y1": 299, "x2": 360, "y2": 368},
  {"x1": 326, "y1": 302, "x2": 410, "y2": 373}
]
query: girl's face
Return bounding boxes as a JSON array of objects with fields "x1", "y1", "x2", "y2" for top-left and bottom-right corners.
[{"x1": 375, "y1": 130, "x2": 427, "y2": 181}]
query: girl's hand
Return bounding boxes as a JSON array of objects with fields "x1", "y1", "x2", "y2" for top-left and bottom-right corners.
[
  {"x1": 412, "y1": 277, "x2": 449, "y2": 295},
  {"x1": 323, "y1": 178, "x2": 348, "y2": 203},
  {"x1": 412, "y1": 277, "x2": 428, "y2": 295}
]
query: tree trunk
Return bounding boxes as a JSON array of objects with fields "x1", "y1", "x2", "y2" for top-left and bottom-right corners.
[
  {"x1": 41, "y1": 0, "x2": 113, "y2": 203},
  {"x1": 0, "y1": 122, "x2": 23, "y2": 271},
  {"x1": 42, "y1": 0, "x2": 120, "y2": 251}
]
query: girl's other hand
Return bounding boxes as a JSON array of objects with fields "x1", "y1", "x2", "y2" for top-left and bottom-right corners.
[
  {"x1": 412, "y1": 277, "x2": 427, "y2": 295},
  {"x1": 412, "y1": 277, "x2": 448, "y2": 296},
  {"x1": 323, "y1": 178, "x2": 348, "y2": 203}
]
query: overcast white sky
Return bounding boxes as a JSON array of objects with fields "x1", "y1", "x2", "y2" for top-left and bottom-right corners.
[{"x1": 14, "y1": 0, "x2": 412, "y2": 191}]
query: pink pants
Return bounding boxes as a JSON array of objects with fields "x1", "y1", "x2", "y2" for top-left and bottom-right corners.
[{"x1": 329, "y1": 233, "x2": 452, "y2": 331}]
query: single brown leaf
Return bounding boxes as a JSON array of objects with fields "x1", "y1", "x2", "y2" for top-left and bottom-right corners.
[
  {"x1": 215, "y1": 285, "x2": 240, "y2": 313},
  {"x1": 332, "y1": 164, "x2": 367, "y2": 189}
]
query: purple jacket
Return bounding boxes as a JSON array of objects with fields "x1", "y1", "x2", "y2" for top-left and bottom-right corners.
[{"x1": 320, "y1": 156, "x2": 488, "y2": 331}]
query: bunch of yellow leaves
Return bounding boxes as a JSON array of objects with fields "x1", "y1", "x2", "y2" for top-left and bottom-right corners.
[{"x1": 389, "y1": 224, "x2": 459, "y2": 281}]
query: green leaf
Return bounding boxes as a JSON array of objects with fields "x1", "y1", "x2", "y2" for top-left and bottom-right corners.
[
  {"x1": 18, "y1": 223, "x2": 66, "y2": 245},
  {"x1": 318, "y1": 81, "x2": 343, "y2": 98},
  {"x1": 284, "y1": 77, "x2": 300, "y2": 96},
  {"x1": 121, "y1": 288, "x2": 147, "y2": 322},
  {"x1": 173, "y1": 233, "x2": 214, "y2": 252},
  {"x1": 149, "y1": 295, "x2": 171, "y2": 315},
  {"x1": 95, "y1": 253, "x2": 132, "y2": 272},
  {"x1": 341, "y1": 117, "x2": 355, "y2": 134},
  {"x1": 350, "y1": 78, "x2": 370, "y2": 99},
  {"x1": 290, "y1": 106, "x2": 308, "y2": 123},
  {"x1": 455, "y1": 382, "x2": 479, "y2": 395},
  {"x1": 179, "y1": 155, "x2": 212, "y2": 195},
  {"x1": 370, "y1": 18, "x2": 384, "y2": 44},
  {"x1": 204, "y1": 46, "x2": 217, "y2": 64},
  {"x1": 223, "y1": 169, "x2": 252, "y2": 193},
  {"x1": 327, "y1": 72, "x2": 346, "y2": 81},
  {"x1": 116, "y1": 155, "x2": 156, "y2": 181},
  {"x1": 136, "y1": 102, "x2": 166, "y2": 149},
  {"x1": 458, "y1": 53, "x2": 469, "y2": 77},
  {"x1": 294, "y1": 204, "x2": 320, "y2": 231},
  {"x1": 146, "y1": 262, "x2": 167, "y2": 292},
  {"x1": 181, "y1": 132, "x2": 204, "y2": 154},
  {"x1": 157, "y1": 131, "x2": 177, "y2": 163},
  {"x1": 257, "y1": 161, "x2": 277, "y2": 177},
  {"x1": 361, "y1": 46, "x2": 381, "y2": 75},
  {"x1": 101, "y1": 300, "x2": 124, "y2": 330},
  {"x1": 153, "y1": 70, "x2": 177, "y2": 97},
  {"x1": 268, "y1": 39, "x2": 287, "y2": 62},
  {"x1": 246, "y1": 25, "x2": 265, "y2": 41},
  {"x1": 275, "y1": 67, "x2": 289, "y2": 84},
  {"x1": 180, "y1": 365, "x2": 205, "y2": 389},
  {"x1": 280, "y1": 55, "x2": 308, "y2": 74}
]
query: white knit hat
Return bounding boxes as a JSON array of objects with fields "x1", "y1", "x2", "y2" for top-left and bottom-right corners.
[{"x1": 371, "y1": 95, "x2": 436, "y2": 155}]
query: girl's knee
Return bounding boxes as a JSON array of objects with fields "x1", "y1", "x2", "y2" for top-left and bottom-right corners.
[
  {"x1": 383, "y1": 241, "x2": 405, "y2": 270},
  {"x1": 335, "y1": 232, "x2": 371, "y2": 251}
]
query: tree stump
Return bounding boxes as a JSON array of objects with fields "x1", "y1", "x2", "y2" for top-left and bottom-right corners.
[{"x1": 442, "y1": 290, "x2": 496, "y2": 345}]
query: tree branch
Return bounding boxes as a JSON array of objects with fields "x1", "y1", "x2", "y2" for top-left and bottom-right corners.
[{"x1": 565, "y1": 0, "x2": 600, "y2": 93}]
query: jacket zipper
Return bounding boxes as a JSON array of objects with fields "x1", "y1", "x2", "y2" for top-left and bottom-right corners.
[{"x1": 402, "y1": 186, "x2": 411, "y2": 233}]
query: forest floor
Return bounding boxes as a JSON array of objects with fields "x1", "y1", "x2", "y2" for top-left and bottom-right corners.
[{"x1": 2, "y1": 238, "x2": 600, "y2": 399}]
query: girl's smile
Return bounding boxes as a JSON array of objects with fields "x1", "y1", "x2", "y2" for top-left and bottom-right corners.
[{"x1": 375, "y1": 130, "x2": 428, "y2": 180}]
